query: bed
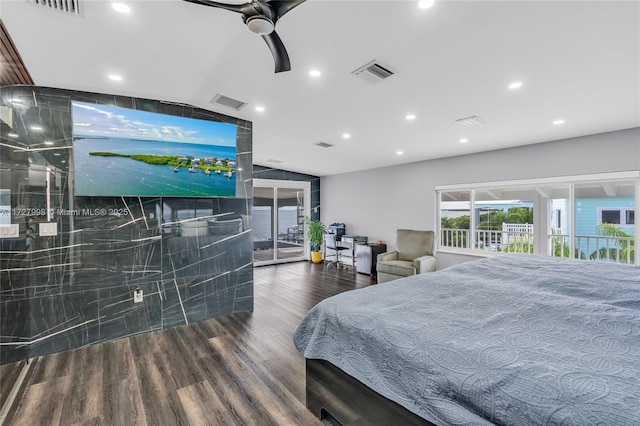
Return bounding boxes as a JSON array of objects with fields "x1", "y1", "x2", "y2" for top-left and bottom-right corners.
[{"x1": 293, "y1": 255, "x2": 640, "y2": 425}]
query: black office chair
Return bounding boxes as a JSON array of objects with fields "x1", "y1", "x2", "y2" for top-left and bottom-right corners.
[{"x1": 324, "y1": 233, "x2": 349, "y2": 268}]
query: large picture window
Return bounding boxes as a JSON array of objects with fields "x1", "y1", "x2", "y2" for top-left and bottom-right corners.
[{"x1": 436, "y1": 172, "x2": 639, "y2": 265}]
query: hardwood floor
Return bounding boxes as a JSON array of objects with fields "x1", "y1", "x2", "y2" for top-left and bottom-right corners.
[{"x1": 1, "y1": 262, "x2": 375, "y2": 425}]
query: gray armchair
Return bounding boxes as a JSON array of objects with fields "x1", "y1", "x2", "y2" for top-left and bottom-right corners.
[{"x1": 376, "y1": 229, "x2": 436, "y2": 283}]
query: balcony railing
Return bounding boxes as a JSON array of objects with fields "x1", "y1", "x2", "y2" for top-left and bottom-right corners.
[
  {"x1": 441, "y1": 227, "x2": 635, "y2": 265},
  {"x1": 440, "y1": 227, "x2": 534, "y2": 253},
  {"x1": 441, "y1": 228, "x2": 469, "y2": 249},
  {"x1": 550, "y1": 233, "x2": 635, "y2": 264}
]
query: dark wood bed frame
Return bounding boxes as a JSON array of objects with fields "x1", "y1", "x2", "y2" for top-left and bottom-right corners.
[{"x1": 306, "y1": 359, "x2": 437, "y2": 426}]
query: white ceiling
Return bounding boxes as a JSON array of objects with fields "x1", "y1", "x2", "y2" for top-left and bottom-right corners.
[{"x1": 1, "y1": 0, "x2": 639, "y2": 177}]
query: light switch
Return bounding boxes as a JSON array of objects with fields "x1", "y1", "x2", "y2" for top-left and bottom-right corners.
[
  {"x1": 39, "y1": 222, "x2": 58, "y2": 236},
  {"x1": 0, "y1": 224, "x2": 19, "y2": 238}
]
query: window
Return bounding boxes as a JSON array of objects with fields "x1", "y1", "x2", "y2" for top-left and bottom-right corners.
[
  {"x1": 600, "y1": 209, "x2": 621, "y2": 224},
  {"x1": 598, "y1": 208, "x2": 634, "y2": 226},
  {"x1": 439, "y1": 188, "x2": 536, "y2": 254},
  {"x1": 436, "y1": 172, "x2": 639, "y2": 265},
  {"x1": 440, "y1": 191, "x2": 471, "y2": 249}
]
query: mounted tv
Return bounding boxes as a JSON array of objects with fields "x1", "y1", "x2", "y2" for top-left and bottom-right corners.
[{"x1": 72, "y1": 101, "x2": 238, "y2": 197}]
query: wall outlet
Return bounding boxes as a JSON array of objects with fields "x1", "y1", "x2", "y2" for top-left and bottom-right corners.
[
  {"x1": 39, "y1": 222, "x2": 58, "y2": 236},
  {"x1": 133, "y1": 289, "x2": 143, "y2": 303},
  {"x1": 0, "y1": 224, "x2": 19, "y2": 238}
]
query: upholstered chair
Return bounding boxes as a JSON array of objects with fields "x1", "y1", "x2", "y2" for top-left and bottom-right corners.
[{"x1": 376, "y1": 229, "x2": 436, "y2": 283}]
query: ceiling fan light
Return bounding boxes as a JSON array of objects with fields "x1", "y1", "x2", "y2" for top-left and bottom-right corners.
[{"x1": 246, "y1": 16, "x2": 274, "y2": 35}]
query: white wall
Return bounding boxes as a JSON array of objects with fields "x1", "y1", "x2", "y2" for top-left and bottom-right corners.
[{"x1": 321, "y1": 128, "x2": 640, "y2": 267}]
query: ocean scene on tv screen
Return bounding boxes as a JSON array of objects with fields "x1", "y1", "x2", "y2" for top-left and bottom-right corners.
[{"x1": 72, "y1": 101, "x2": 238, "y2": 197}]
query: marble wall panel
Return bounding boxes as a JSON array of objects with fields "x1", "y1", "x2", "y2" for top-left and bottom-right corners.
[
  {"x1": 160, "y1": 198, "x2": 253, "y2": 328},
  {"x1": 0, "y1": 86, "x2": 253, "y2": 364},
  {"x1": 97, "y1": 279, "x2": 163, "y2": 342}
]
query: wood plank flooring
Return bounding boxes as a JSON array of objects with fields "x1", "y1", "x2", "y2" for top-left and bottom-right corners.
[{"x1": 1, "y1": 262, "x2": 375, "y2": 425}]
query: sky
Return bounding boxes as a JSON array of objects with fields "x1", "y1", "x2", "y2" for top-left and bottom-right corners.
[{"x1": 71, "y1": 101, "x2": 237, "y2": 147}]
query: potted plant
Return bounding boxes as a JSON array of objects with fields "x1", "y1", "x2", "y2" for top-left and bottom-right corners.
[{"x1": 305, "y1": 217, "x2": 326, "y2": 263}]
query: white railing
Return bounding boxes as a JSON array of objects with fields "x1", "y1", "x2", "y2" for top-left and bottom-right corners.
[
  {"x1": 503, "y1": 223, "x2": 534, "y2": 234},
  {"x1": 442, "y1": 226, "x2": 634, "y2": 265},
  {"x1": 549, "y1": 233, "x2": 635, "y2": 264},
  {"x1": 475, "y1": 229, "x2": 501, "y2": 251},
  {"x1": 440, "y1": 226, "x2": 534, "y2": 253},
  {"x1": 441, "y1": 228, "x2": 470, "y2": 249},
  {"x1": 501, "y1": 223, "x2": 534, "y2": 253}
]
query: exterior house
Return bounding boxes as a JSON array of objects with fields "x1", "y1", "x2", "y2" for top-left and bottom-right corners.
[{"x1": 552, "y1": 197, "x2": 635, "y2": 262}]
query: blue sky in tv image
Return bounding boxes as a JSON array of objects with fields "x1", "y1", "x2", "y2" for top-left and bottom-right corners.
[{"x1": 71, "y1": 101, "x2": 236, "y2": 146}]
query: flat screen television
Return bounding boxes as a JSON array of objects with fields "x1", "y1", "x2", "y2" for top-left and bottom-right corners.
[{"x1": 72, "y1": 101, "x2": 238, "y2": 197}]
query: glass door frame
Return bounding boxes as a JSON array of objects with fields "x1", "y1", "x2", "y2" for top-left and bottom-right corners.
[{"x1": 253, "y1": 178, "x2": 311, "y2": 266}]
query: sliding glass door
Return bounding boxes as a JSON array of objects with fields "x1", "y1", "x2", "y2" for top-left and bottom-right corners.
[{"x1": 253, "y1": 179, "x2": 310, "y2": 265}]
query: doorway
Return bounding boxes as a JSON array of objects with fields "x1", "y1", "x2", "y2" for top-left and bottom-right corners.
[{"x1": 253, "y1": 179, "x2": 310, "y2": 265}]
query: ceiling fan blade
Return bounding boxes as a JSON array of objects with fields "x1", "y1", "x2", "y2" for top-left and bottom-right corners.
[
  {"x1": 268, "y1": 0, "x2": 307, "y2": 22},
  {"x1": 182, "y1": 0, "x2": 248, "y2": 14},
  {"x1": 261, "y1": 31, "x2": 291, "y2": 73}
]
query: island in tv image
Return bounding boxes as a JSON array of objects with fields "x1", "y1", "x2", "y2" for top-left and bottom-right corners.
[{"x1": 72, "y1": 101, "x2": 238, "y2": 197}]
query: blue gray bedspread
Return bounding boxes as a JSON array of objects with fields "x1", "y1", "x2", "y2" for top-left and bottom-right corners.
[{"x1": 293, "y1": 255, "x2": 640, "y2": 425}]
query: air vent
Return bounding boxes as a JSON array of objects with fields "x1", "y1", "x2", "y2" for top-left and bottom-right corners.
[
  {"x1": 455, "y1": 115, "x2": 488, "y2": 127},
  {"x1": 352, "y1": 60, "x2": 396, "y2": 84},
  {"x1": 267, "y1": 159, "x2": 283, "y2": 164},
  {"x1": 314, "y1": 142, "x2": 334, "y2": 148},
  {"x1": 29, "y1": 0, "x2": 81, "y2": 15},
  {"x1": 210, "y1": 93, "x2": 247, "y2": 111}
]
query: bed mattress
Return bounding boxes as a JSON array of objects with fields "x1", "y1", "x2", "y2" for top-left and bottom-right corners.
[{"x1": 293, "y1": 255, "x2": 640, "y2": 425}]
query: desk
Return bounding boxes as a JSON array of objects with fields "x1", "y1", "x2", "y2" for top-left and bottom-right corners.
[{"x1": 335, "y1": 235, "x2": 367, "y2": 267}]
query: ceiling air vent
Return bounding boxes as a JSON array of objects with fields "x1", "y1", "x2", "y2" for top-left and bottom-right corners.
[
  {"x1": 210, "y1": 93, "x2": 247, "y2": 111},
  {"x1": 28, "y1": 0, "x2": 82, "y2": 15},
  {"x1": 352, "y1": 60, "x2": 395, "y2": 84},
  {"x1": 455, "y1": 115, "x2": 488, "y2": 127},
  {"x1": 314, "y1": 142, "x2": 334, "y2": 148}
]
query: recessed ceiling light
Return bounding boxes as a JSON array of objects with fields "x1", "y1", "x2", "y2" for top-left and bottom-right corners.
[
  {"x1": 418, "y1": 0, "x2": 435, "y2": 9},
  {"x1": 508, "y1": 81, "x2": 523, "y2": 90},
  {"x1": 342, "y1": 133, "x2": 351, "y2": 139},
  {"x1": 396, "y1": 151, "x2": 404, "y2": 156},
  {"x1": 108, "y1": 74, "x2": 123, "y2": 81},
  {"x1": 405, "y1": 114, "x2": 416, "y2": 121},
  {"x1": 309, "y1": 70, "x2": 322, "y2": 77},
  {"x1": 8, "y1": 133, "x2": 18, "y2": 138},
  {"x1": 460, "y1": 138, "x2": 469, "y2": 143},
  {"x1": 255, "y1": 106, "x2": 265, "y2": 112},
  {"x1": 553, "y1": 119, "x2": 565, "y2": 125},
  {"x1": 30, "y1": 125, "x2": 43, "y2": 131},
  {"x1": 112, "y1": 3, "x2": 130, "y2": 13},
  {"x1": 44, "y1": 141, "x2": 54, "y2": 146}
]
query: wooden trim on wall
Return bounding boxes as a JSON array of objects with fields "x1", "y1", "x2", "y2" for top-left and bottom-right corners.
[{"x1": 0, "y1": 19, "x2": 34, "y2": 86}]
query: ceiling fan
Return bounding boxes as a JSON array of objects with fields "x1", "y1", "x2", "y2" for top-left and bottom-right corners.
[{"x1": 183, "y1": 0, "x2": 307, "y2": 73}]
